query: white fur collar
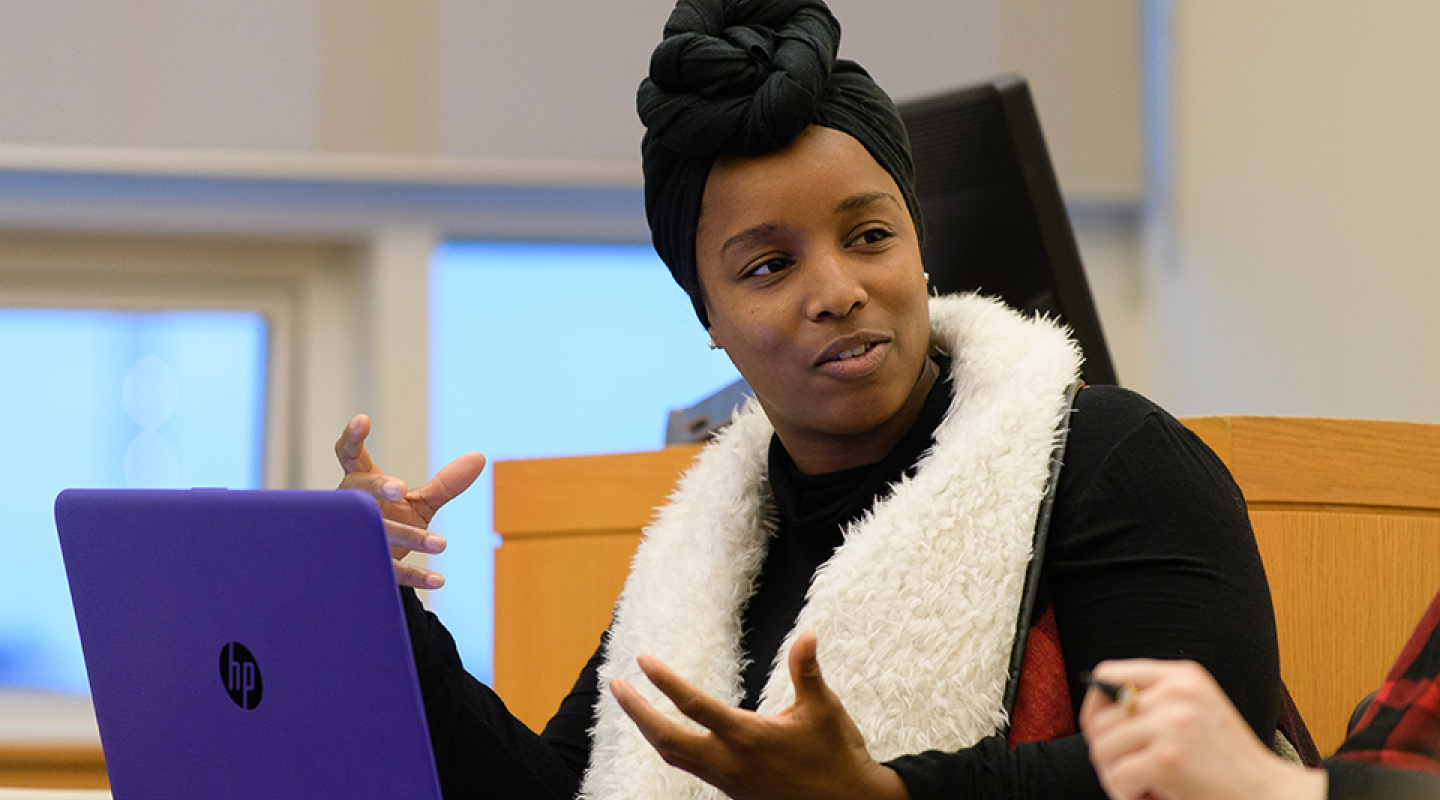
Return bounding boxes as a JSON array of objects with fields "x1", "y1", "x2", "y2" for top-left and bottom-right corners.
[{"x1": 580, "y1": 294, "x2": 1081, "y2": 800}]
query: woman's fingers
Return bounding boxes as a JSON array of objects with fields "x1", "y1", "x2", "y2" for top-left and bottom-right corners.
[
  {"x1": 339, "y1": 468, "x2": 407, "y2": 500},
  {"x1": 334, "y1": 414, "x2": 376, "y2": 474},
  {"x1": 636, "y1": 655, "x2": 744, "y2": 736},
  {"x1": 786, "y1": 631, "x2": 832, "y2": 712},
  {"x1": 611, "y1": 677, "x2": 701, "y2": 745},
  {"x1": 392, "y1": 557, "x2": 446, "y2": 590},
  {"x1": 383, "y1": 519, "x2": 446, "y2": 589},
  {"x1": 407, "y1": 451, "x2": 487, "y2": 520},
  {"x1": 385, "y1": 518, "x2": 446, "y2": 556},
  {"x1": 334, "y1": 415, "x2": 409, "y2": 504},
  {"x1": 333, "y1": 415, "x2": 482, "y2": 591},
  {"x1": 611, "y1": 639, "x2": 903, "y2": 800}
]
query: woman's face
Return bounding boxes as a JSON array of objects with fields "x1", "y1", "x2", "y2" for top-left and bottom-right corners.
[{"x1": 696, "y1": 125, "x2": 933, "y2": 473}]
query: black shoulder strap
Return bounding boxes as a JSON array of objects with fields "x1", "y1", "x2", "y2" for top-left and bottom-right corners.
[{"x1": 999, "y1": 380, "x2": 1081, "y2": 727}]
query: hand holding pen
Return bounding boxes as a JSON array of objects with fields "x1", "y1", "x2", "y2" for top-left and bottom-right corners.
[
  {"x1": 1081, "y1": 670, "x2": 1139, "y2": 715},
  {"x1": 1078, "y1": 660, "x2": 1325, "y2": 800}
]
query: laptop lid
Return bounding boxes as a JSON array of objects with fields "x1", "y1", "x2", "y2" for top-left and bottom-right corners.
[{"x1": 54, "y1": 488, "x2": 442, "y2": 800}]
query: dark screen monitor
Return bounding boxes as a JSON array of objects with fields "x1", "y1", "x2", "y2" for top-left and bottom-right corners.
[{"x1": 898, "y1": 73, "x2": 1119, "y2": 386}]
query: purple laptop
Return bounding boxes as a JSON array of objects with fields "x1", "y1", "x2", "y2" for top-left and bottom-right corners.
[{"x1": 54, "y1": 489, "x2": 443, "y2": 800}]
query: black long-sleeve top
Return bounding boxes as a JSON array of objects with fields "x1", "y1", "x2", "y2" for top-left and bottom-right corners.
[{"x1": 401, "y1": 380, "x2": 1281, "y2": 799}]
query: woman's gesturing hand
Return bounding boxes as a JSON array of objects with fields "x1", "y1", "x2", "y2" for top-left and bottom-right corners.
[
  {"x1": 609, "y1": 630, "x2": 909, "y2": 800},
  {"x1": 334, "y1": 413, "x2": 486, "y2": 589}
]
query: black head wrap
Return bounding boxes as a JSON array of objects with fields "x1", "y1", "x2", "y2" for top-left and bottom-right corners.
[{"x1": 637, "y1": 0, "x2": 922, "y2": 328}]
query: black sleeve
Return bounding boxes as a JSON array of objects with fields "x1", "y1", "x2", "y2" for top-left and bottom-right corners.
[
  {"x1": 888, "y1": 386, "x2": 1281, "y2": 800},
  {"x1": 402, "y1": 587, "x2": 591, "y2": 799},
  {"x1": 1325, "y1": 760, "x2": 1440, "y2": 799},
  {"x1": 540, "y1": 632, "x2": 608, "y2": 771}
]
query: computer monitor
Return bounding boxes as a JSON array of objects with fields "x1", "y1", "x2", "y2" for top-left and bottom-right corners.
[{"x1": 898, "y1": 73, "x2": 1119, "y2": 386}]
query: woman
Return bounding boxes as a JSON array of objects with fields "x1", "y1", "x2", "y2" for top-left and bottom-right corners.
[
  {"x1": 1081, "y1": 592, "x2": 1440, "y2": 800},
  {"x1": 335, "y1": 1, "x2": 1285, "y2": 798}
]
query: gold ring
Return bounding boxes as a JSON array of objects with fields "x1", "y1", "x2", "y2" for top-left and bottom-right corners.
[{"x1": 1117, "y1": 681, "x2": 1139, "y2": 715}]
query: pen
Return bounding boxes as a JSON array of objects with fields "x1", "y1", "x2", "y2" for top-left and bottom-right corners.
[{"x1": 1081, "y1": 671, "x2": 1139, "y2": 714}]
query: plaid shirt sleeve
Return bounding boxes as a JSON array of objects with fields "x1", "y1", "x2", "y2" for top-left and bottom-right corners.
[{"x1": 1325, "y1": 590, "x2": 1440, "y2": 798}]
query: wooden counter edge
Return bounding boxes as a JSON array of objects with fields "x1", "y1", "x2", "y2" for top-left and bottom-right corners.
[{"x1": 0, "y1": 742, "x2": 108, "y2": 789}]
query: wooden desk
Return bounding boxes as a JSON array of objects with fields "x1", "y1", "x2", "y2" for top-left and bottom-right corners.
[
  {"x1": 0, "y1": 744, "x2": 107, "y2": 790},
  {"x1": 0, "y1": 692, "x2": 107, "y2": 790},
  {"x1": 494, "y1": 417, "x2": 1440, "y2": 755},
  {"x1": 0, "y1": 788, "x2": 110, "y2": 800}
]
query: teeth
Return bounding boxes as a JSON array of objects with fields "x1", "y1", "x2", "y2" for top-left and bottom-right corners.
[{"x1": 834, "y1": 343, "x2": 873, "y2": 361}]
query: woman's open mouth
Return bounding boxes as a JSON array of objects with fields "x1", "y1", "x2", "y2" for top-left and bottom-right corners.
[
  {"x1": 816, "y1": 339, "x2": 888, "y2": 378},
  {"x1": 828, "y1": 342, "x2": 877, "y2": 362}
]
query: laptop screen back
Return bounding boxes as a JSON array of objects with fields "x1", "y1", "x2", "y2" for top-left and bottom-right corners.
[{"x1": 54, "y1": 488, "x2": 441, "y2": 800}]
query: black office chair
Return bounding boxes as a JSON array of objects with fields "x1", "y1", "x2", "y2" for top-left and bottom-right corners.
[{"x1": 900, "y1": 73, "x2": 1117, "y2": 388}]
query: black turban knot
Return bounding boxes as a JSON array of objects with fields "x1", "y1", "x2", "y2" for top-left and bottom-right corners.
[{"x1": 637, "y1": 0, "x2": 922, "y2": 328}]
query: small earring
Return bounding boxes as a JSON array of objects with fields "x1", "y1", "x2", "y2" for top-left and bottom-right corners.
[
  {"x1": 924, "y1": 271, "x2": 931, "y2": 283},
  {"x1": 708, "y1": 338, "x2": 720, "y2": 350}
]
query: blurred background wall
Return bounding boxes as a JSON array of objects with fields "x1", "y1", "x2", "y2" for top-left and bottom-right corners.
[{"x1": 7, "y1": 0, "x2": 1434, "y2": 432}]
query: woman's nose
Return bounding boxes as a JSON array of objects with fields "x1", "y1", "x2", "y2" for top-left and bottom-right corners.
[{"x1": 804, "y1": 253, "x2": 868, "y2": 320}]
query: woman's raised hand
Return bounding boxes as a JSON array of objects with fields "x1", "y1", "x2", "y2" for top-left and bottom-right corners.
[
  {"x1": 334, "y1": 413, "x2": 486, "y2": 589},
  {"x1": 609, "y1": 631, "x2": 909, "y2": 800}
]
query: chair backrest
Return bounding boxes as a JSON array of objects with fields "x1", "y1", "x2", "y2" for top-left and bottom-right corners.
[{"x1": 1184, "y1": 415, "x2": 1440, "y2": 756}]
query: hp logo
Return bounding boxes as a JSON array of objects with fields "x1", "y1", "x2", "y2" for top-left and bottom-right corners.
[{"x1": 219, "y1": 642, "x2": 264, "y2": 710}]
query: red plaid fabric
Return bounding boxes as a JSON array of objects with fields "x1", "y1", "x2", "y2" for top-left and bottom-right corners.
[{"x1": 1326, "y1": 590, "x2": 1440, "y2": 796}]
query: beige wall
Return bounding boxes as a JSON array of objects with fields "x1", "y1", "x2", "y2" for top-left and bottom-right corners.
[
  {"x1": 1146, "y1": 1, "x2": 1440, "y2": 422},
  {"x1": 9, "y1": 1, "x2": 1436, "y2": 424},
  {"x1": 0, "y1": 0, "x2": 1141, "y2": 197},
  {"x1": 0, "y1": 0, "x2": 1143, "y2": 229},
  {"x1": 0, "y1": 0, "x2": 1149, "y2": 488},
  {"x1": 0, "y1": 0, "x2": 322, "y2": 149}
]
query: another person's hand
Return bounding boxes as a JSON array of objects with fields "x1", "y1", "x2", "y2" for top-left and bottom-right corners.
[
  {"x1": 334, "y1": 413, "x2": 486, "y2": 589},
  {"x1": 609, "y1": 630, "x2": 908, "y2": 800},
  {"x1": 1080, "y1": 659, "x2": 1325, "y2": 800}
]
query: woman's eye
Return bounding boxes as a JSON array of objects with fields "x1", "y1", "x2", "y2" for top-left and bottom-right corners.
[
  {"x1": 748, "y1": 257, "x2": 790, "y2": 277},
  {"x1": 853, "y1": 227, "x2": 894, "y2": 246}
]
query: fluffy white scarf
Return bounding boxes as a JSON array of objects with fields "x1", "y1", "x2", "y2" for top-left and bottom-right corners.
[{"x1": 580, "y1": 294, "x2": 1081, "y2": 800}]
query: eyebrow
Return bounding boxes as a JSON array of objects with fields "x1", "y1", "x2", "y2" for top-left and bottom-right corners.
[
  {"x1": 834, "y1": 190, "x2": 902, "y2": 215},
  {"x1": 719, "y1": 222, "x2": 783, "y2": 258},
  {"x1": 717, "y1": 192, "x2": 903, "y2": 257}
]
